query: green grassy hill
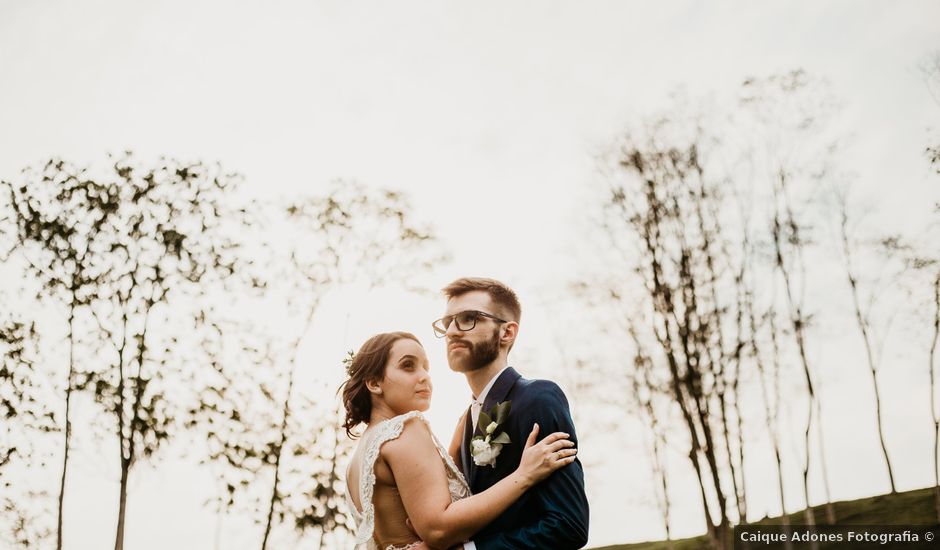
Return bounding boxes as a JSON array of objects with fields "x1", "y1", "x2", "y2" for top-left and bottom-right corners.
[{"x1": 590, "y1": 486, "x2": 939, "y2": 550}]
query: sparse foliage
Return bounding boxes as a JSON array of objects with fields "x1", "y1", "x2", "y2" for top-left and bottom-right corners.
[{"x1": 190, "y1": 181, "x2": 447, "y2": 549}]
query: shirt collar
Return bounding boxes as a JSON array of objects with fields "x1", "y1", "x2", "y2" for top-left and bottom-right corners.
[{"x1": 473, "y1": 366, "x2": 510, "y2": 404}]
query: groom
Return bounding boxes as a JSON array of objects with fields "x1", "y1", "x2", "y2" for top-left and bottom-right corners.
[{"x1": 433, "y1": 277, "x2": 589, "y2": 549}]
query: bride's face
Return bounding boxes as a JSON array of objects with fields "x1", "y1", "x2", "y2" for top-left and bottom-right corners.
[{"x1": 374, "y1": 338, "x2": 433, "y2": 414}]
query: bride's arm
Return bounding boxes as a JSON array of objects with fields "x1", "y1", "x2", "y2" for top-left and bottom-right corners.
[{"x1": 381, "y1": 417, "x2": 575, "y2": 550}]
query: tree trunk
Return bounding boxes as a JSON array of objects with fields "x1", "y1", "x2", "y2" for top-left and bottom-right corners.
[
  {"x1": 120, "y1": 299, "x2": 153, "y2": 548},
  {"x1": 111, "y1": 294, "x2": 134, "y2": 550},
  {"x1": 261, "y1": 375, "x2": 291, "y2": 550},
  {"x1": 690, "y1": 448, "x2": 720, "y2": 550},
  {"x1": 113, "y1": 460, "x2": 129, "y2": 550},
  {"x1": 719, "y1": 394, "x2": 745, "y2": 522},
  {"x1": 697, "y1": 412, "x2": 731, "y2": 550},
  {"x1": 930, "y1": 274, "x2": 940, "y2": 523},
  {"x1": 261, "y1": 303, "x2": 319, "y2": 549},
  {"x1": 751, "y1": 287, "x2": 793, "y2": 550},
  {"x1": 628, "y1": 324, "x2": 674, "y2": 546},
  {"x1": 773, "y1": 219, "x2": 818, "y2": 549},
  {"x1": 868, "y1": 365, "x2": 896, "y2": 493},
  {"x1": 651, "y1": 400, "x2": 674, "y2": 540},
  {"x1": 839, "y1": 213, "x2": 896, "y2": 493},
  {"x1": 815, "y1": 400, "x2": 836, "y2": 525},
  {"x1": 56, "y1": 300, "x2": 77, "y2": 550}
]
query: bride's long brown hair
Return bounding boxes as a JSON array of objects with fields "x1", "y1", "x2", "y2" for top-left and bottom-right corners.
[{"x1": 340, "y1": 331, "x2": 421, "y2": 438}]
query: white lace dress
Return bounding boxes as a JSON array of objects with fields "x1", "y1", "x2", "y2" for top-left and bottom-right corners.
[{"x1": 347, "y1": 411, "x2": 471, "y2": 550}]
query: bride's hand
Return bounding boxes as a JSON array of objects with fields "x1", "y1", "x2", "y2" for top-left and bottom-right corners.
[{"x1": 515, "y1": 423, "x2": 577, "y2": 485}]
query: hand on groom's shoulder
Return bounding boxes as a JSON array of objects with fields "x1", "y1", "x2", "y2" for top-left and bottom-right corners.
[
  {"x1": 475, "y1": 376, "x2": 589, "y2": 549},
  {"x1": 514, "y1": 378, "x2": 577, "y2": 437}
]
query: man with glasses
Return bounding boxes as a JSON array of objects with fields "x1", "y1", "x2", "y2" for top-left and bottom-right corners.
[{"x1": 433, "y1": 277, "x2": 589, "y2": 550}]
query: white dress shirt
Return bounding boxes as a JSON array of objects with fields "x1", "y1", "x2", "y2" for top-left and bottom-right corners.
[
  {"x1": 470, "y1": 366, "x2": 509, "y2": 431},
  {"x1": 464, "y1": 366, "x2": 509, "y2": 550}
]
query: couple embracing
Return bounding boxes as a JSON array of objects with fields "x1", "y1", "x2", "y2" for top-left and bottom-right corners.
[{"x1": 342, "y1": 278, "x2": 590, "y2": 550}]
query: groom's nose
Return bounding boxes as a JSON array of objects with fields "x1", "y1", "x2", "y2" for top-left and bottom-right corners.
[{"x1": 445, "y1": 320, "x2": 464, "y2": 337}]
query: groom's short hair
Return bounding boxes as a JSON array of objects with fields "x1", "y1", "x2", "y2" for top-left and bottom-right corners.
[{"x1": 442, "y1": 277, "x2": 521, "y2": 323}]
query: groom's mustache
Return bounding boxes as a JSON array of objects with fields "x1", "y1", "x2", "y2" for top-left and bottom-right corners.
[{"x1": 447, "y1": 339, "x2": 472, "y2": 349}]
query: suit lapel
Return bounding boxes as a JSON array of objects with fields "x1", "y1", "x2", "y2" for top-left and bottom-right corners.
[
  {"x1": 470, "y1": 367, "x2": 521, "y2": 487},
  {"x1": 481, "y1": 367, "x2": 521, "y2": 418},
  {"x1": 461, "y1": 405, "x2": 473, "y2": 483}
]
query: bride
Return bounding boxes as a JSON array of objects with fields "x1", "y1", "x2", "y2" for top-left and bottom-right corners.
[{"x1": 341, "y1": 331, "x2": 577, "y2": 550}]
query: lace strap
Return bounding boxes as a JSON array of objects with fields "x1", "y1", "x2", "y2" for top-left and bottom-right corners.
[
  {"x1": 353, "y1": 410, "x2": 427, "y2": 545},
  {"x1": 427, "y1": 428, "x2": 470, "y2": 495}
]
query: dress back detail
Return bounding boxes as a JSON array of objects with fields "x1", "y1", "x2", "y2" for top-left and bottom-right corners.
[{"x1": 347, "y1": 411, "x2": 470, "y2": 550}]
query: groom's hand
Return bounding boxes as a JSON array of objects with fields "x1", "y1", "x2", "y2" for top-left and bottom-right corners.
[
  {"x1": 408, "y1": 544, "x2": 460, "y2": 550},
  {"x1": 448, "y1": 410, "x2": 467, "y2": 468}
]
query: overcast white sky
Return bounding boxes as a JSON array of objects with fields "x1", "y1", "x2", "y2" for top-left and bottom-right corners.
[{"x1": 2, "y1": 1, "x2": 940, "y2": 549}]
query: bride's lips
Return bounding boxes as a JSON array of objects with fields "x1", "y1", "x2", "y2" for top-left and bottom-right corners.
[{"x1": 415, "y1": 389, "x2": 432, "y2": 397}]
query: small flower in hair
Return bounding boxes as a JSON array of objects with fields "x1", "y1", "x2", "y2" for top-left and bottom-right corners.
[{"x1": 342, "y1": 349, "x2": 356, "y2": 376}]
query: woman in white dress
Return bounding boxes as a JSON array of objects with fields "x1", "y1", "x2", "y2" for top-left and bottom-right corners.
[{"x1": 341, "y1": 332, "x2": 577, "y2": 550}]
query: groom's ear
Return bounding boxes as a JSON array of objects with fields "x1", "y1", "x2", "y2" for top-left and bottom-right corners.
[{"x1": 500, "y1": 321, "x2": 519, "y2": 349}]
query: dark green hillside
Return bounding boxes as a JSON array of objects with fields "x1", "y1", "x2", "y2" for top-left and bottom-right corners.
[{"x1": 591, "y1": 486, "x2": 938, "y2": 550}]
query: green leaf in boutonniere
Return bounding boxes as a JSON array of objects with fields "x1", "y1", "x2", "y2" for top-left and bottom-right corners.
[
  {"x1": 478, "y1": 411, "x2": 494, "y2": 435},
  {"x1": 489, "y1": 432, "x2": 511, "y2": 445},
  {"x1": 470, "y1": 400, "x2": 513, "y2": 467}
]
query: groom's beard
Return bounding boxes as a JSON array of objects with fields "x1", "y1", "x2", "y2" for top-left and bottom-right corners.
[{"x1": 448, "y1": 328, "x2": 500, "y2": 373}]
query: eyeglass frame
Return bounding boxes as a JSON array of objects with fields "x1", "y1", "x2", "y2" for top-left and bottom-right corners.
[{"x1": 431, "y1": 309, "x2": 509, "y2": 338}]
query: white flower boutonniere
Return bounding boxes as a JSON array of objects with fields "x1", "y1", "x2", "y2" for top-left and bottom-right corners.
[{"x1": 470, "y1": 401, "x2": 512, "y2": 468}]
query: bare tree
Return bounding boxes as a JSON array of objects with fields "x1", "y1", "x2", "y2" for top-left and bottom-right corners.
[
  {"x1": 583, "y1": 71, "x2": 855, "y2": 549},
  {"x1": 93, "y1": 154, "x2": 259, "y2": 550},
  {"x1": 0, "y1": 309, "x2": 57, "y2": 548},
  {"x1": 833, "y1": 191, "x2": 898, "y2": 493},
  {"x1": 739, "y1": 70, "x2": 839, "y2": 530},
  {"x1": 1, "y1": 159, "x2": 124, "y2": 550},
  {"x1": 757, "y1": 308, "x2": 794, "y2": 549},
  {"x1": 930, "y1": 270, "x2": 940, "y2": 523},
  {"x1": 189, "y1": 182, "x2": 446, "y2": 549},
  {"x1": 187, "y1": 315, "x2": 281, "y2": 550},
  {"x1": 254, "y1": 183, "x2": 445, "y2": 550},
  {"x1": 627, "y1": 320, "x2": 675, "y2": 548},
  {"x1": 912, "y1": 92, "x2": 940, "y2": 518},
  {"x1": 602, "y1": 121, "x2": 741, "y2": 549},
  {"x1": 5, "y1": 153, "x2": 259, "y2": 550}
]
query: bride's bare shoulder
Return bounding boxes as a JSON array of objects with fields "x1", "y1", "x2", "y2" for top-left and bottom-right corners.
[{"x1": 380, "y1": 413, "x2": 435, "y2": 459}]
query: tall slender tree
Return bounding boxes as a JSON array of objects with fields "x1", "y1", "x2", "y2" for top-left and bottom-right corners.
[
  {"x1": 6, "y1": 153, "x2": 259, "y2": 550},
  {"x1": 929, "y1": 270, "x2": 940, "y2": 523},
  {"x1": 740, "y1": 70, "x2": 839, "y2": 531},
  {"x1": 2, "y1": 159, "x2": 122, "y2": 550},
  {"x1": 626, "y1": 320, "x2": 675, "y2": 548},
  {"x1": 834, "y1": 192, "x2": 898, "y2": 493},
  {"x1": 111, "y1": 155, "x2": 257, "y2": 550},
  {"x1": 603, "y1": 124, "x2": 740, "y2": 549}
]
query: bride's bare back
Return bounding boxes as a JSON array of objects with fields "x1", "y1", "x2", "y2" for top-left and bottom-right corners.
[
  {"x1": 346, "y1": 411, "x2": 469, "y2": 550},
  {"x1": 348, "y1": 437, "x2": 420, "y2": 548},
  {"x1": 346, "y1": 410, "x2": 577, "y2": 550}
]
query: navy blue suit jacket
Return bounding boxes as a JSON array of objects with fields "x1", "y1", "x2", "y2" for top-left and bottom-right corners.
[{"x1": 460, "y1": 367, "x2": 589, "y2": 549}]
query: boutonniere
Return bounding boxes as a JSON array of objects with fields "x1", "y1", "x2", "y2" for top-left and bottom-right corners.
[{"x1": 470, "y1": 401, "x2": 512, "y2": 467}]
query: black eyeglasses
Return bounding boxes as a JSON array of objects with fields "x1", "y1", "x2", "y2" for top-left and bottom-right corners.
[{"x1": 432, "y1": 310, "x2": 508, "y2": 338}]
